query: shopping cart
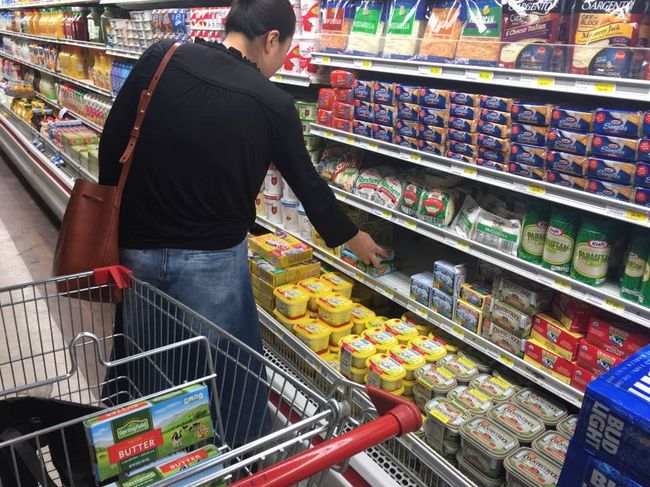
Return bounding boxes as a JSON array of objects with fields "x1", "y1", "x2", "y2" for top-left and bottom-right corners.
[{"x1": 0, "y1": 266, "x2": 421, "y2": 486}]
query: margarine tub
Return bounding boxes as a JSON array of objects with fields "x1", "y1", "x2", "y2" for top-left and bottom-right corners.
[
  {"x1": 362, "y1": 327, "x2": 399, "y2": 353},
  {"x1": 384, "y1": 319, "x2": 419, "y2": 345},
  {"x1": 532, "y1": 430, "x2": 570, "y2": 467},
  {"x1": 345, "y1": 366, "x2": 367, "y2": 384},
  {"x1": 504, "y1": 448, "x2": 560, "y2": 487},
  {"x1": 366, "y1": 316, "x2": 388, "y2": 329},
  {"x1": 298, "y1": 278, "x2": 332, "y2": 312},
  {"x1": 403, "y1": 378, "x2": 416, "y2": 397},
  {"x1": 401, "y1": 311, "x2": 432, "y2": 335},
  {"x1": 389, "y1": 384, "x2": 405, "y2": 396},
  {"x1": 366, "y1": 353, "x2": 406, "y2": 392},
  {"x1": 273, "y1": 308, "x2": 309, "y2": 331},
  {"x1": 293, "y1": 319, "x2": 331, "y2": 354},
  {"x1": 458, "y1": 349, "x2": 494, "y2": 374},
  {"x1": 487, "y1": 402, "x2": 545, "y2": 446},
  {"x1": 320, "y1": 272, "x2": 354, "y2": 298},
  {"x1": 351, "y1": 304, "x2": 376, "y2": 334},
  {"x1": 340, "y1": 335, "x2": 377, "y2": 372},
  {"x1": 556, "y1": 414, "x2": 578, "y2": 438},
  {"x1": 457, "y1": 452, "x2": 504, "y2": 487},
  {"x1": 459, "y1": 417, "x2": 520, "y2": 479},
  {"x1": 274, "y1": 284, "x2": 310, "y2": 318},
  {"x1": 328, "y1": 321, "x2": 353, "y2": 347},
  {"x1": 422, "y1": 397, "x2": 470, "y2": 447},
  {"x1": 317, "y1": 292, "x2": 354, "y2": 326},
  {"x1": 470, "y1": 374, "x2": 516, "y2": 403},
  {"x1": 513, "y1": 388, "x2": 568, "y2": 427},
  {"x1": 414, "y1": 364, "x2": 457, "y2": 400},
  {"x1": 447, "y1": 386, "x2": 492, "y2": 416},
  {"x1": 437, "y1": 354, "x2": 479, "y2": 384},
  {"x1": 409, "y1": 336, "x2": 447, "y2": 363},
  {"x1": 389, "y1": 345, "x2": 426, "y2": 381}
]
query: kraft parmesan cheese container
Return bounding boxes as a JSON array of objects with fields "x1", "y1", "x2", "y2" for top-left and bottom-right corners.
[
  {"x1": 437, "y1": 354, "x2": 479, "y2": 384},
  {"x1": 531, "y1": 430, "x2": 570, "y2": 467},
  {"x1": 274, "y1": 284, "x2": 310, "y2": 318},
  {"x1": 513, "y1": 388, "x2": 567, "y2": 427},
  {"x1": 317, "y1": 292, "x2": 354, "y2": 326},
  {"x1": 448, "y1": 385, "x2": 492, "y2": 416},
  {"x1": 459, "y1": 417, "x2": 520, "y2": 478},
  {"x1": 414, "y1": 364, "x2": 458, "y2": 400},
  {"x1": 470, "y1": 374, "x2": 515, "y2": 403},
  {"x1": 410, "y1": 335, "x2": 448, "y2": 363},
  {"x1": 340, "y1": 335, "x2": 376, "y2": 372},
  {"x1": 487, "y1": 402, "x2": 545, "y2": 446},
  {"x1": 504, "y1": 447, "x2": 560, "y2": 487},
  {"x1": 551, "y1": 106, "x2": 594, "y2": 133},
  {"x1": 390, "y1": 345, "x2": 426, "y2": 381},
  {"x1": 366, "y1": 353, "x2": 407, "y2": 392}
]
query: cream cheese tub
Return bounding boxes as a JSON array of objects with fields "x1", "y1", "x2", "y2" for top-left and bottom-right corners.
[
  {"x1": 459, "y1": 417, "x2": 520, "y2": 479},
  {"x1": 274, "y1": 284, "x2": 310, "y2": 318},
  {"x1": 423, "y1": 397, "x2": 470, "y2": 448},
  {"x1": 344, "y1": 365, "x2": 367, "y2": 384},
  {"x1": 487, "y1": 402, "x2": 545, "y2": 446},
  {"x1": 504, "y1": 447, "x2": 560, "y2": 487},
  {"x1": 403, "y1": 379, "x2": 416, "y2": 397},
  {"x1": 414, "y1": 364, "x2": 457, "y2": 400},
  {"x1": 556, "y1": 414, "x2": 578, "y2": 438},
  {"x1": 457, "y1": 452, "x2": 505, "y2": 487},
  {"x1": 532, "y1": 430, "x2": 570, "y2": 467},
  {"x1": 363, "y1": 327, "x2": 399, "y2": 353},
  {"x1": 297, "y1": 278, "x2": 333, "y2": 312},
  {"x1": 340, "y1": 335, "x2": 376, "y2": 372},
  {"x1": 513, "y1": 389, "x2": 568, "y2": 427},
  {"x1": 383, "y1": 318, "x2": 419, "y2": 345},
  {"x1": 470, "y1": 374, "x2": 516, "y2": 404},
  {"x1": 447, "y1": 386, "x2": 492, "y2": 416},
  {"x1": 366, "y1": 353, "x2": 406, "y2": 392},
  {"x1": 389, "y1": 345, "x2": 426, "y2": 381},
  {"x1": 437, "y1": 354, "x2": 479, "y2": 384},
  {"x1": 366, "y1": 316, "x2": 388, "y2": 329},
  {"x1": 317, "y1": 292, "x2": 354, "y2": 326},
  {"x1": 409, "y1": 336, "x2": 447, "y2": 363}
]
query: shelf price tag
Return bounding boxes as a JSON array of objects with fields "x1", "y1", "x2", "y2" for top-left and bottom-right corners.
[
  {"x1": 381, "y1": 209, "x2": 392, "y2": 220},
  {"x1": 383, "y1": 288, "x2": 395, "y2": 300},
  {"x1": 272, "y1": 74, "x2": 283, "y2": 82},
  {"x1": 554, "y1": 279, "x2": 571, "y2": 291},
  {"x1": 536, "y1": 77, "x2": 555, "y2": 87},
  {"x1": 402, "y1": 219, "x2": 417, "y2": 230},
  {"x1": 450, "y1": 325, "x2": 465, "y2": 339},
  {"x1": 466, "y1": 70, "x2": 494, "y2": 81},
  {"x1": 603, "y1": 298, "x2": 624, "y2": 313},
  {"x1": 354, "y1": 59, "x2": 373, "y2": 69},
  {"x1": 419, "y1": 65, "x2": 442, "y2": 75},
  {"x1": 527, "y1": 184, "x2": 545, "y2": 195},
  {"x1": 594, "y1": 82, "x2": 616, "y2": 93},
  {"x1": 367, "y1": 142, "x2": 379, "y2": 151},
  {"x1": 354, "y1": 270, "x2": 366, "y2": 283},
  {"x1": 463, "y1": 167, "x2": 478, "y2": 178},
  {"x1": 400, "y1": 151, "x2": 421, "y2": 162},
  {"x1": 320, "y1": 56, "x2": 331, "y2": 63},
  {"x1": 324, "y1": 131, "x2": 334, "y2": 138},
  {"x1": 625, "y1": 210, "x2": 649, "y2": 223},
  {"x1": 416, "y1": 304, "x2": 429, "y2": 319},
  {"x1": 499, "y1": 354, "x2": 515, "y2": 368}
]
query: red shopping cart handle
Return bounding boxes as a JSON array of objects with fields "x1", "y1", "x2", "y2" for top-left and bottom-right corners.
[
  {"x1": 93, "y1": 265, "x2": 133, "y2": 289},
  {"x1": 231, "y1": 385, "x2": 422, "y2": 487}
]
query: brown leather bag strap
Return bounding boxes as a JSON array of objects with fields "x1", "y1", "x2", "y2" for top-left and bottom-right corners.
[{"x1": 114, "y1": 42, "x2": 182, "y2": 203}]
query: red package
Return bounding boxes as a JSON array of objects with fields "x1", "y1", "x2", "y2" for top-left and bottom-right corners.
[
  {"x1": 317, "y1": 109, "x2": 333, "y2": 127},
  {"x1": 330, "y1": 69, "x2": 355, "y2": 88},
  {"x1": 318, "y1": 89, "x2": 337, "y2": 110},
  {"x1": 571, "y1": 364, "x2": 598, "y2": 392},
  {"x1": 334, "y1": 88, "x2": 354, "y2": 104},
  {"x1": 524, "y1": 339, "x2": 575, "y2": 385},
  {"x1": 551, "y1": 293, "x2": 592, "y2": 333},
  {"x1": 531, "y1": 313, "x2": 584, "y2": 361},
  {"x1": 333, "y1": 102, "x2": 354, "y2": 120},
  {"x1": 576, "y1": 339, "x2": 624, "y2": 377},
  {"x1": 331, "y1": 117, "x2": 352, "y2": 132},
  {"x1": 587, "y1": 314, "x2": 650, "y2": 359}
]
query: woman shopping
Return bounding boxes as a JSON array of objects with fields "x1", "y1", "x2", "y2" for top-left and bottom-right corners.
[{"x1": 98, "y1": 0, "x2": 386, "y2": 446}]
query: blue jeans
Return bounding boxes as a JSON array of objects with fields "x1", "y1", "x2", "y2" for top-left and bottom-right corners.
[{"x1": 110, "y1": 238, "x2": 270, "y2": 447}]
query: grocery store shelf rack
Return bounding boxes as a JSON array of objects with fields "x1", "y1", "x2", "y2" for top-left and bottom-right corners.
[
  {"x1": 105, "y1": 48, "x2": 143, "y2": 60},
  {"x1": 311, "y1": 52, "x2": 650, "y2": 102},
  {"x1": 0, "y1": 29, "x2": 106, "y2": 50},
  {"x1": 34, "y1": 92, "x2": 104, "y2": 133},
  {"x1": 0, "y1": 49, "x2": 114, "y2": 98},
  {"x1": 259, "y1": 307, "x2": 477, "y2": 487},
  {"x1": 255, "y1": 215, "x2": 584, "y2": 408},
  {"x1": 0, "y1": 0, "x2": 98, "y2": 10},
  {"x1": 310, "y1": 124, "x2": 650, "y2": 228},
  {"x1": 270, "y1": 71, "x2": 327, "y2": 87}
]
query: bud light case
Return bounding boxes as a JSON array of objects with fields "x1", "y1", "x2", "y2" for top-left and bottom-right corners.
[{"x1": 558, "y1": 446, "x2": 644, "y2": 487}]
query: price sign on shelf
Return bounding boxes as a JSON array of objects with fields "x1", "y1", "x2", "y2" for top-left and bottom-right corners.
[
  {"x1": 381, "y1": 209, "x2": 392, "y2": 220},
  {"x1": 402, "y1": 219, "x2": 417, "y2": 230},
  {"x1": 383, "y1": 288, "x2": 395, "y2": 300},
  {"x1": 400, "y1": 151, "x2": 421, "y2": 162},
  {"x1": 466, "y1": 70, "x2": 494, "y2": 81},
  {"x1": 626, "y1": 210, "x2": 649, "y2": 223},
  {"x1": 419, "y1": 65, "x2": 442, "y2": 75},
  {"x1": 273, "y1": 74, "x2": 283, "y2": 82},
  {"x1": 594, "y1": 82, "x2": 616, "y2": 93},
  {"x1": 354, "y1": 59, "x2": 373, "y2": 69},
  {"x1": 324, "y1": 131, "x2": 334, "y2": 138},
  {"x1": 343, "y1": 136, "x2": 354, "y2": 145},
  {"x1": 499, "y1": 354, "x2": 515, "y2": 368},
  {"x1": 554, "y1": 278, "x2": 571, "y2": 291},
  {"x1": 451, "y1": 325, "x2": 465, "y2": 339},
  {"x1": 603, "y1": 297, "x2": 625, "y2": 313},
  {"x1": 320, "y1": 56, "x2": 331, "y2": 64}
]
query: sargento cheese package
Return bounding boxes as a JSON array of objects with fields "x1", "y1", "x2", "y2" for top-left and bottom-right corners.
[
  {"x1": 500, "y1": 0, "x2": 567, "y2": 71},
  {"x1": 346, "y1": 0, "x2": 388, "y2": 56},
  {"x1": 417, "y1": 0, "x2": 463, "y2": 62},
  {"x1": 320, "y1": 0, "x2": 358, "y2": 53},
  {"x1": 455, "y1": 0, "x2": 503, "y2": 66},
  {"x1": 382, "y1": 0, "x2": 427, "y2": 59},
  {"x1": 569, "y1": 0, "x2": 647, "y2": 78}
]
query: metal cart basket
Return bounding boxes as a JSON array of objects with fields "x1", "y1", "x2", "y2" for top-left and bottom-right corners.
[{"x1": 0, "y1": 266, "x2": 421, "y2": 486}]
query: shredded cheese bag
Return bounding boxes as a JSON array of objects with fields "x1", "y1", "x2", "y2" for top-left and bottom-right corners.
[
  {"x1": 354, "y1": 168, "x2": 384, "y2": 200},
  {"x1": 455, "y1": 0, "x2": 503, "y2": 66},
  {"x1": 382, "y1": 0, "x2": 427, "y2": 58},
  {"x1": 418, "y1": 0, "x2": 463, "y2": 61},
  {"x1": 347, "y1": 0, "x2": 388, "y2": 56},
  {"x1": 321, "y1": 0, "x2": 358, "y2": 52}
]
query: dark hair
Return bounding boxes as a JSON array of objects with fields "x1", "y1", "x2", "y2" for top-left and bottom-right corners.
[{"x1": 225, "y1": 0, "x2": 296, "y2": 42}]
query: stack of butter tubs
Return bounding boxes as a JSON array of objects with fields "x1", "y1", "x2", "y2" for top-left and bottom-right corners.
[
  {"x1": 413, "y1": 364, "x2": 457, "y2": 411},
  {"x1": 339, "y1": 335, "x2": 377, "y2": 383},
  {"x1": 423, "y1": 397, "x2": 470, "y2": 464}
]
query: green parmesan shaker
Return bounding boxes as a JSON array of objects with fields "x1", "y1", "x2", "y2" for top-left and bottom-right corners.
[
  {"x1": 621, "y1": 233, "x2": 650, "y2": 301},
  {"x1": 542, "y1": 207, "x2": 580, "y2": 274},
  {"x1": 570, "y1": 217, "x2": 612, "y2": 286},
  {"x1": 518, "y1": 200, "x2": 551, "y2": 265}
]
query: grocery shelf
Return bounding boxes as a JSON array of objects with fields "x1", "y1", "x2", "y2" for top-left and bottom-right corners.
[
  {"x1": 0, "y1": 30, "x2": 106, "y2": 50},
  {"x1": 255, "y1": 214, "x2": 584, "y2": 408},
  {"x1": 0, "y1": 0, "x2": 98, "y2": 10},
  {"x1": 105, "y1": 48, "x2": 143, "y2": 60},
  {"x1": 259, "y1": 307, "x2": 478, "y2": 487},
  {"x1": 310, "y1": 124, "x2": 650, "y2": 229},
  {"x1": 270, "y1": 71, "x2": 327, "y2": 87},
  {"x1": 34, "y1": 92, "x2": 104, "y2": 133},
  {"x1": 311, "y1": 52, "x2": 650, "y2": 102},
  {"x1": 0, "y1": 49, "x2": 114, "y2": 98}
]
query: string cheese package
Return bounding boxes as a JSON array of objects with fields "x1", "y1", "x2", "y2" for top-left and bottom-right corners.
[
  {"x1": 417, "y1": 0, "x2": 463, "y2": 62},
  {"x1": 347, "y1": 0, "x2": 388, "y2": 56},
  {"x1": 383, "y1": 0, "x2": 427, "y2": 59}
]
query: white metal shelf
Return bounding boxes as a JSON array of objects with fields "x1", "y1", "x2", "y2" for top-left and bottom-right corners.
[
  {"x1": 311, "y1": 52, "x2": 650, "y2": 102},
  {"x1": 310, "y1": 124, "x2": 650, "y2": 228},
  {"x1": 0, "y1": 30, "x2": 106, "y2": 50},
  {"x1": 270, "y1": 72, "x2": 327, "y2": 87},
  {"x1": 0, "y1": 50, "x2": 114, "y2": 98},
  {"x1": 34, "y1": 92, "x2": 104, "y2": 133},
  {"x1": 0, "y1": 0, "x2": 97, "y2": 10},
  {"x1": 105, "y1": 48, "x2": 143, "y2": 60},
  {"x1": 255, "y1": 215, "x2": 584, "y2": 408},
  {"x1": 258, "y1": 307, "x2": 478, "y2": 487}
]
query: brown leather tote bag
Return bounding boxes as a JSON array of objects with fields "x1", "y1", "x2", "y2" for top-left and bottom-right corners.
[{"x1": 52, "y1": 43, "x2": 181, "y2": 301}]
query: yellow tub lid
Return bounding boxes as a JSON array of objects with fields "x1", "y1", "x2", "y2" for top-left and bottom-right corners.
[
  {"x1": 298, "y1": 277, "x2": 332, "y2": 297},
  {"x1": 341, "y1": 335, "x2": 377, "y2": 357},
  {"x1": 389, "y1": 345, "x2": 426, "y2": 369},
  {"x1": 366, "y1": 316, "x2": 388, "y2": 328},
  {"x1": 389, "y1": 384, "x2": 406, "y2": 396},
  {"x1": 367, "y1": 353, "x2": 406, "y2": 381},
  {"x1": 317, "y1": 292, "x2": 354, "y2": 312},
  {"x1": 294, "y1": 319, "x2": 331, "y2": 340},
  {"x1": 351, "y1": 303, "x2": 376, "y2": 323},
  {"x1": 273, "y1": 308, "x2": 308, "y2": 325},
  {"x1": 362, "y1": 327, "x2": 399, "y2": 349},
  {"x1": 320, "y1": 272, "x2": 354, "y2": 291},
  {"x1": 384, "y1": 319, "x2": 419, "y2": 340},
  {"x1": 274, "y1": 284, "x2": 310, "y2": 304},
  {"x1": 409, "y1": 336, "x2": 448, "y2": 361}
]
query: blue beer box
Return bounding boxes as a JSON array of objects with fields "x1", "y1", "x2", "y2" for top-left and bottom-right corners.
[
  {"x1": 558, "y1": 446, "x2": 644, "y2": 487},
  {"x1": 570, "y1": 345, "x2": 650, "y2": 481},
  {"x1": 410, "y1": 272, "x2": 434, "y2": 307}
]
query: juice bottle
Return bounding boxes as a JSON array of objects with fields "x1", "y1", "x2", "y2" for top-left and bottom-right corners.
[
  {"x1": 22, "y1": 10, "x2": 30, "y2": 33},
  {"x1": 87, "y1": 7, "x2": 102, "y2": 43},
  {"x1": 101, "y1": 6, "x2": 117, "y2": 47},
  {"x1": 62, "y1": 7, "x2": 72, "y2": 38},
  {"x1": 68, "y1": 47, "x2": 86, "y2": 79},
  {"x1": 54, "y1": 8, "x2": 65, "y2": 38},
  {"x1": 57, "y1": 48, "x2": 69, "y2": 75},
  {"x1": 74, "y1": 8, "x2": 88, "y2": 41},
  {"x1": 39, "y1": 9, "x2": 49, "y2": 36},
  {"x1": 29, "y1": 9, "x2": 38, "y2": 34}
]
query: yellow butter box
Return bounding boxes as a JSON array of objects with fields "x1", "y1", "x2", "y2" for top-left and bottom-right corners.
[{"x1": 249, "y1": 233, "x2": 313, "y2": 268}]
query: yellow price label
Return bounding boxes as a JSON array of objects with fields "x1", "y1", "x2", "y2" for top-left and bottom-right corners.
[
  {"x1": 499, "y1": 354, "x2": 515, "y2": 368},
  {"x1": 456, "y1": 240, "x2": 470, "y2": 251},
  {"x1": 383, "y1": 289, "x2": 395, "y2": 300},
  {"x1": 321, "y1": 56, "x2": 331, "y2": 63},
  {"x1": 604, "y1": 298, "x2": 624, "y2": 312},
  {"x1": 344, "y1": 137, "x2": 354, "y2": 144},
  {"x1": 417, "y1": 305, "x2": 429, "y2": 318},
  {"x1": 478, "y1": 71, "x2": 494, "y2": 80},
  {"x1": 368, "y1": 142, "x2": 379, "y2": 150},
  {"x1": 324, "y1": 131, "x2": 334, "y2": 138},
  {"x1": 594, "y1": 82, "x2": 615, "y2": 93},
  {"x1": 553, "y1": 279, "x2": 571, "y2": 290},
  {"x1": 428, "y1": 66, "x2": 442, "y2": 75},
  {"x1": 354, "y1": 270, "x2": 365, "y2": 282},
  {"x1": 381, "y1": 210, "x2": 391, "y2": 220},
  {"x1": 528, "y1": 184, "x2": 545, "y2": 195},
  {"x1": 536, "y1": 77, "x2": 555, "y2": 87},
  {"x1": 355, "y1": 59, "x2": 372, "y2": 68},
  {"x1": 626, "y1": 210, "x2": 648, "y2": 222},
  {"x1": 404, "y1": 220, "x2": 417, "y2": 230},
  {"x1": 273, "y1": 74, "x2": 283, "y2": 81},
  {"x1": 408, "y1": 153, "x2": 421, "y2": 162},
  {"x1": 463, "y1": 167, "x2": 478, "y2": 177},
  {"x1": 451, "y1": 325, "x2": 465, "y2": 339}
]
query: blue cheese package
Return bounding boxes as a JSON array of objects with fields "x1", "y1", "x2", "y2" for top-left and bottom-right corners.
[
  {"x1": 591, "y1": 135, "x2": 638, "y2": 162},
  {"x1": 395, "y1": 84, "x2": 421, "y2": 104},
  {"x1": 419, "y1": 108, "x2": 447, "y2": 127},
  {"x1": 447, "y1": 151, "x2": 475, "y2": 164},
  {"x1": 476, "y1": 158, "x2": 507, "y2": 171},
  {"x1": 546, "y1": 170, "x2": 587, "y2": 190},
  {"x1": 638, "y1": 138, "x2": 650, "y2": 162},
  {"x1": 354, "y1": 100, "x2": 375, "y2": 122},
  {"x1": 644, "y1": 111, "x2": 650, "y2": 137},
  {"x1": 449, "y1": 103, "x2": 479, "y2": 120},
  {"x1": 545, "y1": 151, "x2": 587, "y2": 176},
  {"x1": 448, "y1": 116, "x2": 478, "y2": 132},
  {"x1": 397, "y1": 102, "x2": 420, "y2": 121},
  {"x1": 550, "y1": 106, "x2": 594, "y2": 133},
  {"x1": 478, "y1": 120, "x2": 510, "y2": 138},
  {"x1": 421, "y1": 125, "x2": 446, "y2": 144},
  {"x1": 418, "y1": 140, "x2": 444, "y2": 155},
  {"x1": 353, "y1": 80, "x2": 374, "y2": 101},
  {"x1": 448, "y1": 129, "x2": 478, "y2": 145},
  {"x1": 352, "y1": 120, "x2": 374, "y2": 138},
  {"x1": 569, "y1": 345, "x2": 650, "y2": 482},
  {"x1": 373, "y1": 81, "x2": 395, "y2": 105},
  {"x1": 511, "y1": 102, "x2": 552, "y2": 126},
  {"x1": 510, "y1": 143, "x2": 546, "y2": 167},
  {"x1": 593, "y1": 109, "x2": 642, "y2": 138},
  {"x1": 419, "y1": 88, "x2": 447, "y2": 109},
  {"x1": 558, "y1": 447, "x2": 644, "y2": 487},
  {"x1": 634, "y1": 187, "x2": 650, "y2": 207},
  {"x1": 374, "y1": 104, "x2": 397, "y2": 126},
  {"x1": 480, "y1": 95, "x2": 512, "y2": 112},
  {"x1": 449, "y1": 91, "x2": 480, "y2": 107},
  {"x1": 433, "y1": 259, "x2": 466, "y2": 297},
  {"x1": 431, "y1": 288, "x2": 454, "y2": 320},
  {"x1": 410, "y1": 271, "x2": 434, "y2": 307},
  {"x1": 449, "y1": 141, "x2": 478, "y2": 157},
  {"x1": 480, "y1": 108, "x2": 511, "y2": 126},
  {"x1": 511, "y1": 124, "x2": 547, "y2": 147},
  {"x1": 546, "y1": 129, "x2": 592, "y2": 156},
  {"x1": 586, "y1": 179, "x2": 633, "y2": 202},
  {"x1": 478, "y1": 146, "x2": 509, "y2": 164},
  {"x1": 373, "y1": 124, "x2": 395, "y2": 143},
  {"x1": 478, "y1": 133, "x2": 511, "y2": 152},
  {"x1": 635, "y1": 162, "x2": 650, "y2": 188},
  {"x1": 396, "y1": 119, "x2": 419, "y2": 138},
  {"x1": 586, "y1": 158, "x2": 635, "y2": 185},
  {"x1": 508, "y1": 162, "x2": 544, "y2": 180}
]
